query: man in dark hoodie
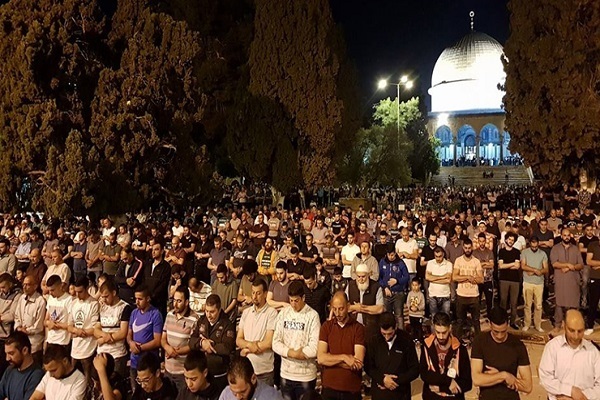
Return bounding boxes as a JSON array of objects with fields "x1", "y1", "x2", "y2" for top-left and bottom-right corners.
[
  {"x1": 365, "y1": 312, "x2": 419, "y2": 400},
  {"x1": 420, "y1": 312, "x2": 472, "y2": 400},
  {"x1": 176, "y1": 350, "x2": 224, "y2": 400}
]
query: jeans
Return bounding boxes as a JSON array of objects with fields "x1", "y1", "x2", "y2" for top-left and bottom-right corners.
[
  {"x1": 280, "y1": 378, "x2": 316, "y2": 400},
  {"x1": 456, "y1": 296, "x2": 481, "y2": 335},
  {"x1": 385, "y1": 291, "x2": 406, "y2": 329},
  {"x1": 429, "y1": 296, "x2": 451, "y2": 316},
  {"x1": 523, "y1": 282, "x2": 543, "y2": 329},
  {"x1": 500, "y1": 280, "x2": 520, "y2": 325},
  {"x1": 256, "y1": 371, "x2": 274, "y2": 387}
]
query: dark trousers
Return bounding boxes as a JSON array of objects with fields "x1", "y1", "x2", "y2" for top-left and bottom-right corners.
[
  {"x1": 73, "y1": 353, "x2": 96, "y2": 386},
  {"x1": 479, "y1": 281, "x2": 494, "y2": 316},
  {"x1": 280, "y1": 378, "x2": 315, "y2": 400},
  {"x1": 456, "y1": 296, "x2": 481, "y2": 335},
  {"x1": 588, "y1": 279, "x2": 600, "y2": 328},
  {"x1": 321, "y1": 387, "x2": 362, "y2": 400},
  {"x1": 500, "y1": 280, "x2": 520, "y2": 325},
  {"x1": 409, "y1": 316, "x2": 423, "y2": 341}
]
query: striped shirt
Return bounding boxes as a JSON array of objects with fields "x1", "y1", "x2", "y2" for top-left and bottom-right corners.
[{"x1": 163, "y1": 309, "x2": 199, "y2": 375}]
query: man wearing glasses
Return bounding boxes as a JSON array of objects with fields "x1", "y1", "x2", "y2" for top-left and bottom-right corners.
[{"x1": 131, "y1": 352, "x2": 177, "y2": 400}]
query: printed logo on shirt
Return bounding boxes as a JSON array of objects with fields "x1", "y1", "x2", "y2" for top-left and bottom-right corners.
[
  {"x1": 284, "y1": 321, "x2": 305, "y2": 331},
  {"x1": 132, "y1": 320, "x2": 151, "y2": 333},
  {"x1": 74, "y1": 309, "x2": 85, "y2": 329}
]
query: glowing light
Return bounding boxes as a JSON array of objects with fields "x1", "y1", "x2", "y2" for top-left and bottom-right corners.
[
  {"x1": 405, "y1": 80, "x2": 414, "y2": 89},
  {"x1": 437, "y1": 113, "x2": 449, "y2": 128},
  {"x1": 400, "y1": 75, "x2": 409, "y2": 84},
  {"x1": 377, "y1": 79, "x2": 388, "y2": 90}
]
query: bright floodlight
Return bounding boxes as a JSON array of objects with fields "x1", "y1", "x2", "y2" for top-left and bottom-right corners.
[
  {"x1": 405, "y1": 80, "x2": 414, "y2": 89},
  {"x1": 400, "y1": 75, "x2": 409, "y2": 83},
  {"x1": 436, "y1": 113, "x2": 449, "y2": 128},
  {"x1": 377, "y1": 79, "x2": 388, "y2": 90}
]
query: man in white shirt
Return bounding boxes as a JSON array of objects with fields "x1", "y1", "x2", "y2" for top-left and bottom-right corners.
[
  {"x1": 41, "y1": 250, "x2": 71, "y2": 295},
  {"x1": 539, "y1": 309, "x2": 600, "y2": 400},
  {"x1": 395, "y1": 228, "x2": 419, "y2": 279},
  {"x1": 425, "y1": 246, "x2": 453, "y2": 316},
  {"x1": 272, "y1": 280, "x2": 320, "y2": 400},
  {"x1": 68, "y1": 276, "x2": 99, "y2": 386},
  {"x1": 236, "y1": 278, "x2": 278, "y2": 386},
  {"x1": 340, "y1": 233, "x2": 360, "y2": 278},
  {"x1": 44, "y1": 275, "x2": 72, "y2": 348},
  {"x1": 30, "y1": 343, "x2": 86, "y2": 400}
]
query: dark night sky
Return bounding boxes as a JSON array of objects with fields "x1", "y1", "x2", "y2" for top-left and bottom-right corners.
[{"x1": 329, "y1": 0, "x2": 510, "y2": 109}]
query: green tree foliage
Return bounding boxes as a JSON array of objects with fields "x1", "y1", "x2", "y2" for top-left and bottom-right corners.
[
  {"x1": 0, "y1": 0, "x2": 107, "y2": 213},
  {"x1": 504, "y1": 0, "x2": 600, "y2": 182},
  {"x1": 248, "y1": 0, "x2": 353, "y2": 189},
  {"x1": 364, "y1": 97, "x2": 440, "y2": 183},
  {"x1": 0, "y1": 0, "x2": 214, "y2": 215}
]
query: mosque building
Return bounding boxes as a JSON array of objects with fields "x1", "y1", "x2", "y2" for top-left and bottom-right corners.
[{"x1": 427, "y1": 12, "x2": 518, "y2": 167}]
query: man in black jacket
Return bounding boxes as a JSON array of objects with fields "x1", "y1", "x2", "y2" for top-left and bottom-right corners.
[
  {"x1": 420, "y1": 312, "x2": 472, "y2": 400},
  {"x1": 365, "y1": 312, "x2": 419, "y2": 400},
  {"x1": 144, "y1": 242, "x2": 171, "y2": 318},
  {"x1": 114, "y1": 248, "x2": 144, "y2": 305},
  {"x1": 189, "y1": 294, "x2": 236, "y2": 391}
]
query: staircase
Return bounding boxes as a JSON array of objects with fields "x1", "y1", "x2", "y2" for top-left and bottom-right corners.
[{"x1": 431, "y1": 166, "x2": 533, "y2": 186}]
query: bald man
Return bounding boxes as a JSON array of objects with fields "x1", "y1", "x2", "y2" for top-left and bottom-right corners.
[
  {"x1": 540, "y1": 309, "x2": 600, "y2": 400},
  {"x1": 26, "y1": 249, "x2": 47, "y2": 290},
  {"x1": 317, "y1": 292, "x2": 366, "y2": 400}
]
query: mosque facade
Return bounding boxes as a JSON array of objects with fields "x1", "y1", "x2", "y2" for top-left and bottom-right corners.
[{"x1": 427, "y1": 15, "x2": 518, "y2": 167}]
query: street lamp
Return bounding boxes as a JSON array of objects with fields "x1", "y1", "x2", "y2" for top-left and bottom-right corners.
[{"x1": 377, "y1": 75, "x2": 415, "y2": 142}]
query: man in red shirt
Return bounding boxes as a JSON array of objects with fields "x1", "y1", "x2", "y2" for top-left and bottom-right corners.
[{"x1": 317, "y1": 292, "x2": 365, "y2": 400}]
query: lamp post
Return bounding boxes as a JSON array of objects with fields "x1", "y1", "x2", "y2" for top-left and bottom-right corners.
[{"x1": 377, "y1": 75, "x2": 414, "y2": 149}]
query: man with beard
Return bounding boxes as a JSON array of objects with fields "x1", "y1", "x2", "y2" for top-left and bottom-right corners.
[
  {"x1": 347, "y1": 263, "x2": 385, "y2": 340},
  {"x1": 379, "y1": 246, "x2": 409, "y2": 330},
  {"x1": 229, "y1": 235, "x2": 256, "y2": 280},
  {"x1": 267, "y1": 261, "x2": 290, "y2": 311},
  {"x1": 219, "y1": 357, "x2": 283, "y2": 400},
  {"x1": 100, "y1": 232, "x2": 122, "y2": 276},
  {"x1": 0, "y1": 238, "x2": 16, "y2": 276},
  {"x1": 25, "y1": 249, "x2": 46, "y2": 291},
  {"x1": 0, "y1": 331, "x2": 45, "y2": 400},
  {"x1": 471, "y1": 307, "x2": 532, "y2": 400},
  {"x1": 237, "y1": 260, "x2": 259, "y2": 314},
  {"x1": 41, "y1": 228, "x2": 58, "y2": 269},
  {"x1": 299, "y1": 234, "x2": 319, "y2": 266},
  {"x1": 194, "y1": 231, "x2": 213, "y2": 283},
  {"x1": 350, "y1": 241, "x2": 379, "y2": 281},
  {"x1": 498, "y1": 233, "x2": 522, "y2": 330},
  {"x1": 131, "y1": 224, "x2": 148, "y2": 261},
  {"x1": 539, "y1": 309, "x2": 600, "y2": 400},
  {"x1": 318, "y1": 291, "x2": 365, "y2": 400},
  {"x1": 420, "y1": 312, "x2": 472, "y2": 400},
  {"x1": 177, "y1": 350, "x2": 224, "y2": 400},
  {"x1": 166, "y1": 236, "x2": 187, "y2": 270},
  {"x1": 189, "y1": 294, "x2": 236, "y2": 390},
  {"x1": 236, "y1": 279, "x2": 278, "y2": 386},
  {"x1": 272, "y1": 280, "x2": 320, "y2": 400},
  {"x1": 115, "y1": 248, "x2": 144, "y2": 306},
  {"x1": 212, "y1": 265, "x2": 239, "y2": 322},
  {"x1": 472, "y1": 233, "x2": 495, "y2": 318},
  {"x1": 207, "y1": 236, "x2": 230, "y2": 285},
  {"x1": 162, "y1": 285, "x2": 200, "y2": 394},
  {"x1": 56, "y1": 228, "x2": 74, "y2": 272},
  {"x1": 144, "y1": 242, "x2": 171, "y2": 318},
  {"x1": 256, "y1": 238, "x2": 279, "y2": 283},
  {"x1": 452, "y1": 239, "x2": 483, "y2": 336},
  {"x1": 303, "y1": 266, "x2": 331, "y2": 323},
  {"x1": 0, "y1": 273, "x2": 22, "y2": 378},
  {"x1": 365, "y1": 312, "x2": 419, "y2": 400},
  {"x1": 551, "y1": 228, "x2": 584, "y2": 335},
  {"x1": 520, "y1": 237, "x2": 548, "y2": 333},
  {"x1": 286, "y1": 247, "x2": 307, "y2": 281},
  {"x1": 30, "y1": 344, "x2": 87, "y2": 400},
  {"x1": 250, "y1": 214, "x2": 269, "y2": 248},
  {"x1": 14, "y1": 275, "x2": 45, "y2": 366}
]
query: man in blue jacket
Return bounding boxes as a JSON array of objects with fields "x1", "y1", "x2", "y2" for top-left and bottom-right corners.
[{"x1": 378, "y1": 245, "x2": 409, "y2": 329}]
